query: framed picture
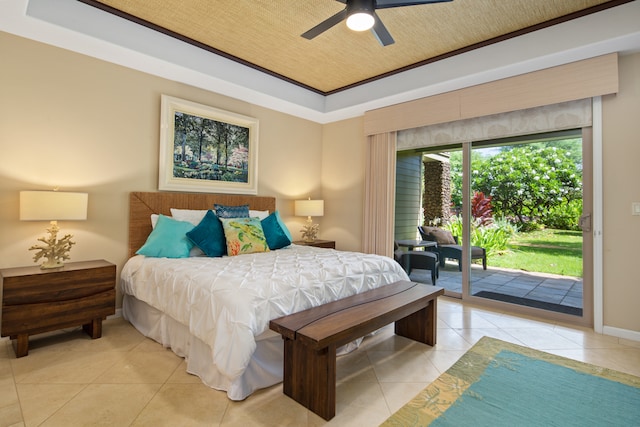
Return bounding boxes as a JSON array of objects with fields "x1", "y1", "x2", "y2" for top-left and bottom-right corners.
[{"x1": 159, "y1": 95, "x2": 259, "y2": 194}]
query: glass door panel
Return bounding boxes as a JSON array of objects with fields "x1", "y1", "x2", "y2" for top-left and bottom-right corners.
[
  {"x1": 468, "y1": 132, "x2": 588, "y2": 320},
  {"x1": 420, "y1": 147, "x2": 463, "y2": 298}
]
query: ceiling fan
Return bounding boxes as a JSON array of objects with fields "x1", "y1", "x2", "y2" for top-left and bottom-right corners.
[{"x1": 301, "y1": 0, "x2": 453, "y2": 46}]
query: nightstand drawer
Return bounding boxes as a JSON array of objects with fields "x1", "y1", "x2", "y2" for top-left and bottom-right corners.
[
  {"x1": 1, "y1": 261, "x2": 115, "y2": 305},
  {"x1": 1, "y1": 289, "x2": 115, "y2": 337}
]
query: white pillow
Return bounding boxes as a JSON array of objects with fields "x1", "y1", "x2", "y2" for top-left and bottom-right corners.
[
  {"x1": 150, "y1": 214, "x2": 163, "y2": 228},
  {"x1": 170, "y1": 208, "x2": 208, "y2": 226},
  {"x1": 249, "y1": 210, "x2": 270, "y2": 220}
]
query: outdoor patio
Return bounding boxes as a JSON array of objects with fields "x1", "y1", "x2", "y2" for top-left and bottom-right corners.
[{"x1": 409, "y1": 262, "x2": 584, "y2": 316}]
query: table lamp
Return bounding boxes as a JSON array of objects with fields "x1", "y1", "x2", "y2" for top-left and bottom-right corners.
[
  {"x1": 20, "y1": 190, "x2": 88, "y2": 269},
  {"x1": 295, "y1": 198, "x2": 324, "y2": 242}
]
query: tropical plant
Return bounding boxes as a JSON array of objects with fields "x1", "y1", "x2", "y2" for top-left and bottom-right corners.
[
  {"x1": 471, "y1": 217, "x2": 518, "y2": 255},
  {"x1": 471, "y1": 191, "x2": 493, "y2": 226},
  {"x1": 442, "y1": 215, "x2": 517, "y2": 256}
]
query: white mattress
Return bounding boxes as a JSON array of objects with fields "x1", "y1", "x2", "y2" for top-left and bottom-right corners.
[{"x1": 120, "y1": 244, "x2": 409, "y2": 400}]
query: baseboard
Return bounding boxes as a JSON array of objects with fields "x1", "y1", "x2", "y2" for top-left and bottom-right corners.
[
  {"x1": 603, "y1": 325, "x2": 640, "y2": 343},
  {"x1": 108, "y1": 308, "x2": 123, "y2": 319}
]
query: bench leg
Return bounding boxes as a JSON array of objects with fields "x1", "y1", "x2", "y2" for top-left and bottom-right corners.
[
  {"x1": 394, "y1": 298, "x2": 438, "y2": 346},
  {"x1": 282, "y1": 338, "x2": 336, "y2": 420}
]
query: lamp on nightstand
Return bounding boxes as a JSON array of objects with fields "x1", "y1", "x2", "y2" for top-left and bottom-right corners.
[
  {"x1": 295, "y1": 198, "x2": 324, "y2": 243},
  {"x1": 20, "y1": 190, "x2": 88, "y2": 269}
]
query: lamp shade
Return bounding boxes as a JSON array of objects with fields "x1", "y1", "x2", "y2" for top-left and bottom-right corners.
[
  {"x1": 20, "y1": 191, "x2": 88, "y2": 221},
  {"x1": 295, "y1": 199, "x2": 324, "y2": 217}
]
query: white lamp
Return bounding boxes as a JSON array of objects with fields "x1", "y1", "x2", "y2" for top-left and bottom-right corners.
[
  {"x1": 20, "y1": 190, "x2": 88, "y2": 269},
  {"x1": 346, "y1": 0, "x2": 375, "y2": 31},
  {"x1": 295, "y1": 198, "x2": 324, "y2": 242}
]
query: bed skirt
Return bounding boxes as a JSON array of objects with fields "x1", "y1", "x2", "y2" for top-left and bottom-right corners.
[{"x1": 122, "y1": 294, "x2": 284, "y2": 400}]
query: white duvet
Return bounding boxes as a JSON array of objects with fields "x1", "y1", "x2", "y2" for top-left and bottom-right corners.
[{"x1": 121, "y1": 245, "x2": 409, "y2": 388}]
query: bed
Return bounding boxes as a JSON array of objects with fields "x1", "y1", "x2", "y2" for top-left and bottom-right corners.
[{"x1": 121, "y1": 191, "x2": 410, "y2": 400}]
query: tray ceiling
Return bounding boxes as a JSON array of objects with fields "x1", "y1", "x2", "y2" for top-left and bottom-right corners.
[{"x1": 80, "y1": 0, "x2": 625, "y2": 94}]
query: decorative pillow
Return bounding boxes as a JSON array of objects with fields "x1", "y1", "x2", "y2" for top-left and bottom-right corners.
[
  {"x1": 170, "y1": 208, "x2": 208, "y2": 225},
  {"x1": 136, "y1": 214, "x2": 195, "y2": 258},
  {"x1": 220, "y1": 217, "x2": 269, "y2": 256},
  {"x1": 261, "y1": 211, "x2": 292, "y2": 250},
  {"x1": 249, "y1": 209, "x2": 270, "y2": 220},
  {"x1": 151, "y1": 214, "x2": 161, "y2": 229},
  {"x1": 214, "y1": 204, "x2": 250, "y2": 219},
  {"x1": 151, "y1": 213, "x2": 203, "y2": 256},
  {"x1": 424, "y1": 226, "x2": 457, "y2": 245},
  {"x1": 186, "y1": 210, "x2": 227, "y2": 257}
]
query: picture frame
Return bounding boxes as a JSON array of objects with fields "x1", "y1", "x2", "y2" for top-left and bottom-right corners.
[{"x1": 159, "y1": 95, "x2": 259, "y2": 194}]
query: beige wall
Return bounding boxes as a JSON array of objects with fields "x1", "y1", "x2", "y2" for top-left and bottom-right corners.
[
  {"x1": 1, "y1": 31, "x2": 639, "y2": 336},
  {"x1": 0, "y1": 33, "x2": 323, "y2": 307},
  {"x1": 321, "y1": 117, "x2": 366, "y2": 252},
  {"x1": 601, "y1": 52, "x2": 640, "y2": 333}
]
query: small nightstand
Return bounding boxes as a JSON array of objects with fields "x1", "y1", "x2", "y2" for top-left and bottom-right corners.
[
  {"x1": 0, "y1": 259, "x2": 116, "y2": 357},
  {"x1": 293, "y1": 240, "x2": 336, "y2": 249}
]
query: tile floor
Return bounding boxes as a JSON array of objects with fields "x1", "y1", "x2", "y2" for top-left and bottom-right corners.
[{"x1": 1, "y1": 297, "x2": 639, "y2": 427}]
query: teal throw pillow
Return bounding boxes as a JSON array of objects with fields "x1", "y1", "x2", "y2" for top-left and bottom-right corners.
[
  {"x1": 186, "y1": 210, "x2": 227, "y2": 257},
  {"x1": 214, "y1": 204, "x2": 250, "y2": 219},
  {"x1": 261, "y1": 211, "x2": 292, "y2": 250},
  {"x1": 136, "y1": 214, "x2": 194, "y2": 258}
]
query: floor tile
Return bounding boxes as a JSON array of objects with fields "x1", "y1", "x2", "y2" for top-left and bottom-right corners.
[
  {"x1": 15, "y1": 384, "x2": 86, "y2": 427},
  {"x1": 131, "y1": 383, "x2": 228, "y2": 426},
  {"x1": 220, "y1": 384, "x2": 308, "y2": 427},
  {"x1": 11, "y1": 350, "x2": 122, "y2": 384},
  {"x1": 93, "y1": 349, "x2": 182, "y2": 384},
  {"x1": 367, "y1": 350, "x2": 440, "y2": 383},
  {"x1": 39, "y1": 383, "x2": 161, "y2": 427}
]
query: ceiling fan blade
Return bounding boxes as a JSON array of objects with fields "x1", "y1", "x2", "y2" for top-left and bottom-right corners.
[
  {"x1": 301, "y1": 9, "x2": 348, "y2": 40},
  {"x1": 371, "y1": 12, "x2": 394, "y2": 46},
  {"x1": 376, "y1": 0, "x2": 452, "y2": 9}
]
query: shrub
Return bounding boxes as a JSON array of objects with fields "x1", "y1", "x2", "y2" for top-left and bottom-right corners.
[
  {"x1": 442, "y1": 215, "x2": 517, "y2": 257},
  {"x1": 541, "y1": 199, "x2": 582, "y2": 231},
  {"x1": 472, "y1": 217, "x2": 518, "y2": 256}
]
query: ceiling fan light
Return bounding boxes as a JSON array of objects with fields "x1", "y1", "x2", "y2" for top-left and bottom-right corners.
[{"x1": 346, "y1": 12, "x2": 374, "y2": 31}]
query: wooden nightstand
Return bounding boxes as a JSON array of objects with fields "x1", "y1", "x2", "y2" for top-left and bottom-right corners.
[
  {"x1": 293, "y1": 240, "x2": 336, "y2": 249},
  {"x1": 0, "y1": 259, "x2": 116, "y2": 357}
]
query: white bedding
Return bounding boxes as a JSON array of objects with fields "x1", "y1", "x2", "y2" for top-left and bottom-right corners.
[{"x1": 120, "y1": 244, "x2": 409, "y2": 399}]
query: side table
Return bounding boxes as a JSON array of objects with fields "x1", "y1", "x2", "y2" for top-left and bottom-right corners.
[
  {"x1": 293, "y1": 240, "x2": 336, "y2": 249},
  {"x1": 0, "y1": 259, "x2": 116, "y2": 357}
]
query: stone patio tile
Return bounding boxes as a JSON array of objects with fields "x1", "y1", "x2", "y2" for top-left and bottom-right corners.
[{"x1": 560, "y1": 296, "x2": 583, "y2": 308}]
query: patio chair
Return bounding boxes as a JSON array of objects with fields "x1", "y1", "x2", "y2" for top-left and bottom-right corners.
[
  {"x1": 418, "y1": 226, "x2": 487, "y2": 271},
  {"x1": 394, "y1": 241, "x2": 439, "y2": 285}
]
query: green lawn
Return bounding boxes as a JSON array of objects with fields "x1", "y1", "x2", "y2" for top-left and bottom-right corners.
[{"x1": 487, "y1": 229, "x2": 583, "y2": 277}]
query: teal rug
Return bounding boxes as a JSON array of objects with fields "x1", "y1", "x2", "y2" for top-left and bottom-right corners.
[{"x1": 382, "y1": 336, "x2": 640, "y2": 426}]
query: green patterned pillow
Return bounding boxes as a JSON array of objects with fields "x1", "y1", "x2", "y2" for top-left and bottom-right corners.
[{"x1": 220, "y1": 217, "x2": 270, "y2": 256}]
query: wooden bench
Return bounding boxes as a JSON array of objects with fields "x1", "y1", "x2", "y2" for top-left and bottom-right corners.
[{"x1": 269, "y1": 280, "x2": 444, "y2": 420}]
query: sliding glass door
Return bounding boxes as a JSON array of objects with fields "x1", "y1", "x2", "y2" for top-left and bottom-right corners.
[{"x1": 396, "y1": 129, "x2": 593, "y2": 325}]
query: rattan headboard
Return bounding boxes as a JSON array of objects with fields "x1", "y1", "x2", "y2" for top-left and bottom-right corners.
[{"x1": 128, "y1": 191, "x2": 276, "y2": 258}]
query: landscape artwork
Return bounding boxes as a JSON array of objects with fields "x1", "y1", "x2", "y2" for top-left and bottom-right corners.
[{"x1": 158, "y1": 95, "x2": 258, "y2": 194}]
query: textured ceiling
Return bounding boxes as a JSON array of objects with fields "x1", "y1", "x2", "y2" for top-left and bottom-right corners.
[{"x1": 80, "y1": 0, "x2": 624, "y2": 94}]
